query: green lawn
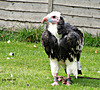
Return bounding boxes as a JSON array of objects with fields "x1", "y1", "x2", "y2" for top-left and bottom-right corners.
[{"x1": 0, "y1": 41, "x2": 100, "y2": 90}]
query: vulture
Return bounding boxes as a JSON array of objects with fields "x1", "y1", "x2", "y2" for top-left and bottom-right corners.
[{"x1": 41, "y1": 11, "x2": 84, "y2": 86}]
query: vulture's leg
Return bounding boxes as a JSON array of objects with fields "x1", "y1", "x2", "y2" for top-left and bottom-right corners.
[
  {"x1": 65, "y1": 58, "x2": 78, "y2": 86},
  {"x1": 50, "y1": 58, "x2": 60, "y2": 86},
  {"x1": 77, "y1": 53, "x2": 82, "y2": 74},
  {"x1": 66, "y1": 74, "x2": 72, "y2": 86}
]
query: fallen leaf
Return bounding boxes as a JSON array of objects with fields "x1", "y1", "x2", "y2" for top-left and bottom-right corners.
[
  {"x1": 95, "y1": 50, "x2": 97, "y2": 53},
  {"x1": 33, "y1": 45, "x2": 37, "y2": 48},
  {"x1": 7, "y1": 57, "x2": 10, "y2": 60},
  {"x1": 1, "y1": 35, "x2": 3, "y2": 38},
  {"x1": 7, "y1": 40, "x2": 10, "y2": 43}
]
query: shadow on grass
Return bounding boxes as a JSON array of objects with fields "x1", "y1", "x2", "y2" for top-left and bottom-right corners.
[{"x1": 72, "y1": 76, "x2": 100, "y2": 88}]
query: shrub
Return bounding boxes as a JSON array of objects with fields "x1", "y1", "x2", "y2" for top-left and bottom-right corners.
[
  {"x1": 0, "y1": 25, "x2": 45, "y2": 42},
  {"x1": 83, "y1": 32, "x2": 100, "y2": 47},
  {"x1": 18, "y1": 25, "x2": 45, "y2": 42},
  {"x1": 0, "y1": 25, "x2": 100, "y2": 47}
]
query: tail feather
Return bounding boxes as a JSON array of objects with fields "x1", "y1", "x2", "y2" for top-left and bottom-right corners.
[{"x1": 78, "y1": 70, "x2": 82, "y2": 75}]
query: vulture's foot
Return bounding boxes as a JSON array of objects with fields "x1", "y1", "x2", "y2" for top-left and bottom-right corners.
[
  {"x1": 57, "y1": 76, "x2": 63, "y2": 81},
  {"x1": 51, "y1": 82, "x2": 59, "y2": 86},
  {"x1": 62, "y1": 78, "x2": 67, "y2": 84},
  {"x1": 66, "y1": 78, "x2": 72, "y2": 86},
  {"x1": 62, "y1": 78, "x2": 72, "y2": 86}
]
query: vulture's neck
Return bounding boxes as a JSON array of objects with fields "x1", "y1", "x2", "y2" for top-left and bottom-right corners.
[{"x1": 48, "y1": 23, "x2": 62, "y2": 44}]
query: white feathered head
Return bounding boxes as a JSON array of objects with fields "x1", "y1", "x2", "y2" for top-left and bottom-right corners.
[{"x1": 42, "y1": 11, "x2": 61, "y2": 24}]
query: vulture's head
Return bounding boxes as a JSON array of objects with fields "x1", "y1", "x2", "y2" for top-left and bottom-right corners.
[
  {"x1": 42, "y1": 11, "x2": 61, "y2": 24},
  {"x1": 42, "y1": 11, "x2": 65, "y2": 34}
]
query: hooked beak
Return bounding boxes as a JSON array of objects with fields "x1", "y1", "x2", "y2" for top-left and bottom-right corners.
[
  {"x1": 42, "y1": 17, "x2": 48, "y2": 24},
  {"x1": 42, "y1": 15, "x2": 60, "y2": 24}
]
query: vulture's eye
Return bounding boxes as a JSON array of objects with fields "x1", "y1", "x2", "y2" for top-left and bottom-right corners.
[{"x1": 52, "y1": 16, "x2": 56, "y2": 19}]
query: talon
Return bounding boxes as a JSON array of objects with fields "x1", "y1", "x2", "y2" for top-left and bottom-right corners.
[
  {"x1": 62, "y1": 80, "x2": 67, "y2": 84},
  {"x1": 51, "y1": 82, "x2": 59, "y2": 86},
  {"x1": 62, "y1": 78, "x2": 67, "y2": 84},
  {"x1": 54, "y1": 76, "x2": 63, "y2": 82},
  {"x1": 58, "y1": 77, "x2": 62, "y2": 81},
  {"x1": 58, "y1": 78, "x2": 62, "y2": 81},
  {"x1": 66, "y1": 78, "x2": 72, "y2": 86},
  {"x1": 66, "y1": 82, "x2": 71, "y2": 86}
]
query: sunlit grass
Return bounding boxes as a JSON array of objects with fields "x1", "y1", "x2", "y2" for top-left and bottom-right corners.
[{"x1": 0, "y1": 41, "x2": 100, "y2": 90}]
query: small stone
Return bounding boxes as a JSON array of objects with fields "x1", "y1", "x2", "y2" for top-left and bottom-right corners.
[
  {"x1": 97, "y1": 71, "x2": 100, "y2": 73},
  {"x1": 11, "y1": 74, "x2": 13, "y2": 77},
  {"x1": 9, "y1": 52, "x2": 14, "y2": 56},
  {"x1": 27, "y1": 84, "x2": 30, "y2": 86},
  {"x1": 12, "y1": 82, "x2": 15, "y2": 85},
  {"x1": 7, "y1": 57, "x2": 10, "y2": 60}
]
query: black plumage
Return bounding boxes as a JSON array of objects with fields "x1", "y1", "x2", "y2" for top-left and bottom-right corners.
[{"x1": 41, "y1": 16, "x2": 83, "y2": 62}]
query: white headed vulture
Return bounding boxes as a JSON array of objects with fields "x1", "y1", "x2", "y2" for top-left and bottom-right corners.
[{"x1": 41, "y1": 11, "x2": 84, "y2": 86}]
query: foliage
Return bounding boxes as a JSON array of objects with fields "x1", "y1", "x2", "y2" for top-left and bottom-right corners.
[
  {"x1": 0, "y1": 26, "x2": 100, "y2": 47},
  {"x1": 0, "y1": 25, "x2": 45, "y2": 43},
  {"x1": 83, "y1": 32, "x2": 100, "y2": 47},
  {"x1": 18, "y1": 25, "x2": 45, "y2": 42},
  {"x1": 0, "y1": 41, "x2": 100, "y2": 90}
]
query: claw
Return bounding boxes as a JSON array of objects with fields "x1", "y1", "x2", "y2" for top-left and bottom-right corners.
[
  {"x1": 66, "y1": 82, "x2": 71, "y2": 86},
  {"x1": 58, "y1": 77, "x2": 62, "y2": 81},
  {"x1": 57, "y1": 76, "x2": 63, "y2": 81},
  {"x1": 62, "y1": 77, "x2": 72, "y2": 86},
  {"x1": 54, "y1": 76, "x2": 63, "y2": 82},
  {"x1": 51, "y1": 82, "x2": 59, "y2": 86},
  {"x1": 66, "y1": 78, "x2": 72, "y2": 86},
  {"x1": 62, "y1": 78, "x2": 67, "y2": 84}
]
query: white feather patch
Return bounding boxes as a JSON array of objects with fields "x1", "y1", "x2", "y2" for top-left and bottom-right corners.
[
  {"x1": 65, "y1": 58, "x2": 78, "y2": 78},
  {"x1": 50, "y1": 58, "x2": 60, "y2": 77},
  {"x1": 48, "y1": 23, "x2": 62, "y2": 44}
]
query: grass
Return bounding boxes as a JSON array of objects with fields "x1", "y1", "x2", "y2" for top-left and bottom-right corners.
[{"x1": 0, "y1": 41, "x2": 100, "y2": 90}]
